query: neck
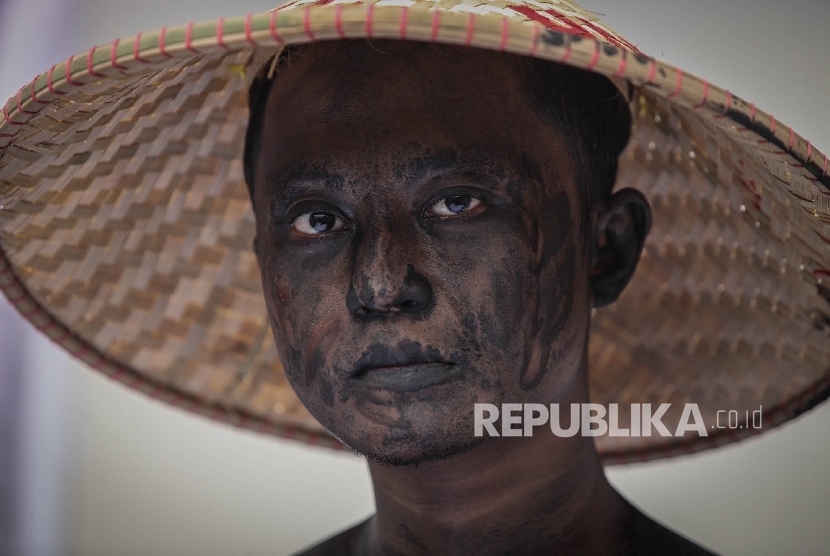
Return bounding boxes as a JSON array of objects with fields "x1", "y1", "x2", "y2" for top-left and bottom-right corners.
[{"x1": 362, "y1": 385, "x2": 634, "y2": 554}]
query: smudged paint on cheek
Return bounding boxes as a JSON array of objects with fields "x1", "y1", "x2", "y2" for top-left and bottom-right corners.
[
  {"x1": 466, "y1": 209, "x2": 537, "y2": 360},
  {"x1": 520, "y1": 192, "x2": 579, "y2": 391},
  {"x1": 476, "y1": 261, "x2": 528, "y2": 355},
  {"x1": 259, "y1": 240, "x2": 347, "y2": 409},
  {"x1": 534, "y1": 191, "x2": 572, "y2": 273},
  {"x1": 272, "y1": 296, "x2": 345, "y2": 413},
  {"x1": 535, "y1": 191, "x2": 578, "y2": 343}
]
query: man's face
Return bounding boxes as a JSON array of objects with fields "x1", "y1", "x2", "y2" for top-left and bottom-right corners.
[{"x1": 253, "y1": 41, "x2": 593, "y2": 465}]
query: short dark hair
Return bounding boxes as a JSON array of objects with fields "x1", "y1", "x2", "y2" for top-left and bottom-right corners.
[{"x1": 243, "y1": 41, "x2": 631, "y2": 240}]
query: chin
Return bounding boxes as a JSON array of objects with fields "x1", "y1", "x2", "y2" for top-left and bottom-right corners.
[{"x1": 343, "y1": 426, "x2": 485, "y2": 468}]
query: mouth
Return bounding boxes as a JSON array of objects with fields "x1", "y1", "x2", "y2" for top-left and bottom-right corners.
[{"x1": 350, "y1": 342, "x2": 459, "y2": 393}]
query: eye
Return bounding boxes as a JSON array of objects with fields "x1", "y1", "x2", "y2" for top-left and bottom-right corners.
[
  {"x1": 427, "y1": 194, "x2": 482, "y2": 217},
  {"x1": 292, "y1": 210, "x2": 348, "y2": 235}
]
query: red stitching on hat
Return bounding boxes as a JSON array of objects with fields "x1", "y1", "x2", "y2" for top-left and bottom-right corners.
[
  {"x1": 133, "y1": 33, "x2": 151, "y2": 63},
  {"x1": 159, "y1": 27, "x2": 174, "y2": 59},
  {"x1": 175, "y1": 392, "x2": 193, "y2": 410},
  {"x1": 365, "y1": 4, "x2": 374, "y2": 39},
  {"x1": 244, "y1": 14, "x2": 257, "y2": 45},
  {"x1": 613, "y1": 48, "x2": 627, "y2": 77},
  {"x1": 430, "y1": 10, "x2": 440, "y2": 42},
  {"x1": 646, "y1": 59, "x2": 656, "y2": 83},
  {"x1": 692, "y1": 79, "x2": 708, "y2": 109},
  {"x1": 90, "y1": 351, "x2": 106, "y2": 371},
  {"x1": 185, "y1": 22, "x2": 201, "y2": 54},
  {"x1": 333, "y1": 4, "x2": 344, "y2": 38},
  {"x1": 715, "y1": 89, "x2": 732, "y2": 119},
  {"x1": 586, "y1": 41, "x2": 599, "y2": 70},
  {"x1": 823, "y1": 154, "x2": 828, "y2": 177},
  {"x1": 72, "y1": 343, "x2": 89, "y2": 359},
  {"x1": 668, "y1": 67, "x2": 682, "y2": 97},
  {"x1": 209, "y1": 406, "x2": 221, "y2": 420},
  {"x1": 65, "y1": 56, "x2": 83, "y2": 86},
  {"x1": 46, "y1": 64, "x2": 66, "y2": 96},
  {"x1": 576, "y1": 16, "x2": 633, "y2": 53},
  {"x1": 217, "y1": 17, "x2": 229, "y2": 49},
  {"x1": 181, "y1": 395, "x2": 195, "y2": 411},
  {"x1": 806, "y1": 141, "x2": 812, "y2": 159},
  {"x1": 87, "y1": 351, "x2": 107, "y2": 371},
  {"x1": 749, "y1": 102, "x2": 756, "y2": 121},
  {"x1": 269, "y1": 11, "x2": 284, "y2": 44},
  {"x1": 110, "y1": 39, "x2": 128, "y2": 71},
  {"x1": 166, "y1": 391, "x2": 181, "y2": 407},
  {"x1": 87, "y1": 46, "x2": 106, "y2": 77},
  {"x1": 52, "y1": 327, "x2": 69, "y2": 343},
  {"x1": 559, "y1": 31, "x2": 571, "y2": 63},
  {"x1": 3, "y1": 105, "x2": 25, "y2": 127},
  {"x1": 499, "y1": 17, "x2": 509, "y2": 51},
  {"x1": 6, "y1": 287, "x2": 26, "y2": 303},
  {"x1": 304, "y1": 6, "x2": 317, "y2": 40},
  {"x1": 788, "y1": 126, "x2": 795, "y2": 149},
  {"x1": 122, "y1": 373, "x2": 139, "y2": 388},
  {"x1": 29, "y1": 78, "x2": 48, "y2": 105},
  {"x1": 16, "y1": 90, "x2": 37, "y2": 116},
  {"x1": 465, "y1": 13, "x2": 475, "y2": 46},
  {"x1": 20, "y1": 305, "x2": 40, "y2": 318},
  {"x1": 529, "y1": 24, "x2": 539, "y2": 56},
  {"x1": 143, "y1": 382, "x2": 159, "y2": 397},
  {"x1": 400, "y1": 6, "x2": 409, "y2": 39},
  {"x1": 238, "y1": 413, "x2": 250, "y2": 428},
  {"x1": 769, "y1": 114, "x2": 776, "y2": 133}
]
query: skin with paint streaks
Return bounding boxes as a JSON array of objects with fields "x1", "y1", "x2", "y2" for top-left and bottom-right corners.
[{"x1": 251, "y1": 41, "x2": 713, "y2": 556}]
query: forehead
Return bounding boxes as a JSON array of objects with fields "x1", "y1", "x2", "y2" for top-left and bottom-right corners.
[
  {"x1": 265, "y1": 40, "x2": 528, "y2": 118},
  {"x1": 264, "y1": 43, "x2": 566, "y2": 151},
  {"x1": 252, "y1": 40, "x2": 578, "y2": 210}
]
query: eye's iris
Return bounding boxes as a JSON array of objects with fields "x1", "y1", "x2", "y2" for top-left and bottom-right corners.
[
  {"x1": 309, "y1": 212, "x2": 335, "y2": 232},
  {"x1": 445, "y1": 194, "x2": 471, "y2": 214}
]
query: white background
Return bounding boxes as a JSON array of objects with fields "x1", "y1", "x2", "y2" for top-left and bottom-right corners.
[{"x1": 0, "y1": 1, "x2": 828, "y2": 555}]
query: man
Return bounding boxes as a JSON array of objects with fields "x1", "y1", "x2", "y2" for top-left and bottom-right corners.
[
  {"x1": 244, "y1": 39, "x2": 710, "y2": 554},
  {"x1": 0, "y1": 1, "x2": 827, "y2": 554}
]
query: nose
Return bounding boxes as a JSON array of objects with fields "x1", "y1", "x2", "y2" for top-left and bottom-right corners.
[{"x1": 346, "y1": 228, "x2": 433, "y2": 318}]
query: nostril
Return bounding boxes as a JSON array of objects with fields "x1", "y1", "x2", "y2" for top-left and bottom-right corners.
[{"x1": 346, "y1": 265, "x2": 433, "y2": 317}]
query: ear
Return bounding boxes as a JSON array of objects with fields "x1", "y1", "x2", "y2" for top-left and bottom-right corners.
[{"x1": 589, "y1": 188, "x2": 651, "y2": 308}]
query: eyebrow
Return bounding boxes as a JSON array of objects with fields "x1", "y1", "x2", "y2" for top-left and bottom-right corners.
[
  {"x1": 265, "y1": 164, "x2": 348, "y2": 207},
  {"x1": 266, "y1": 147, "x2": 533, "y2": 209}
]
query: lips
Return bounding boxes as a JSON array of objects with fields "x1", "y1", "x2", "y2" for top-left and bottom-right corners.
[{"x1": 350, "y1": 341, "x2": 459, "y2": 392}]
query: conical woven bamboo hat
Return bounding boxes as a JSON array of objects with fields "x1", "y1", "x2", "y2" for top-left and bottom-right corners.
[{"x1": 1, "y1": 0, "x2": 829, "y2": 464}]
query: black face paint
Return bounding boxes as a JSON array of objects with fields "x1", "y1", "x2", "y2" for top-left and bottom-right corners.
[{"x1": 252, "y1": 41, "x2": 597, "y2": 466}]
